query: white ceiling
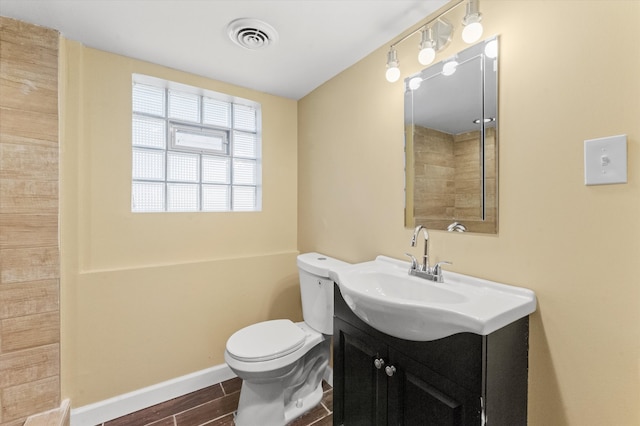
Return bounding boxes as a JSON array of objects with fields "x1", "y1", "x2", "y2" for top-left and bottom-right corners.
[{"x1": 0, "y1": 0, "x2": 449, "y2": 99}]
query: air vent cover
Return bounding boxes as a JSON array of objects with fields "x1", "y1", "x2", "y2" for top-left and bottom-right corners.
[{"x1": 227, "y1": 18, "x2": 279, "y2": 50}]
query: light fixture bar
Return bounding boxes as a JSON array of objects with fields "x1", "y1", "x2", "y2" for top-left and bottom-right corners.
[
  {"x1": 384, "y1": 0, "x2": 487, "y2": 83},
  {"x1": 388, "y1": 0, "x2": 465, "y2": 50}
]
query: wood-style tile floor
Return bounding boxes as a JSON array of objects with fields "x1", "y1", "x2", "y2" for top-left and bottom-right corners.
[{"x1": 98, "y1": 378, "x2": 333, "y2": 426}]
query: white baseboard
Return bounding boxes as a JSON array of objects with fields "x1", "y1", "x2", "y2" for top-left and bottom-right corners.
[
  {"x1": 70, "y1": 364, "x2": 236, "y2": 426},
  {"x1": 70, "y1": 364, "x2": 333, "y2": 426}
]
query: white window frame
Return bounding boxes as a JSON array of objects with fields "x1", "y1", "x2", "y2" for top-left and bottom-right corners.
[
  {"x1": 170, "y1": 123, "x2": 229, "y2": 155},
  {"x1": 131, "y1": 74, "x2": 262, "y2": 213}
]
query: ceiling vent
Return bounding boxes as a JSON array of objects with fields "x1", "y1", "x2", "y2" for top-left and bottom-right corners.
[{"x1": 227, "y1": 18, "x2": 279, "y2": 50}]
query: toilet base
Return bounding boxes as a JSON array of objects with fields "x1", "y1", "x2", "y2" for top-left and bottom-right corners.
[
  {"x1": 234, "y1": 381, "x2": 324, "y2": 426},
  {"x1": 284, "y1": 381, "x2": 324, "y2": 424}
]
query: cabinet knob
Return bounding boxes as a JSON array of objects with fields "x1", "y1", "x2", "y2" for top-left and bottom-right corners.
[
  {"x1": 374, "y1": 358, "x2": 385, "y2": 369},
  {"x1": 385, "y1": 365, "x2": 397, "y2": 377}
]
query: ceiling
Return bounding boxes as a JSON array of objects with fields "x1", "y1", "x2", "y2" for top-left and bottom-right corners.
[
  {"x1": 409, "y1": 38, "x2": 497, "y2": 135},
  {"x1": 0, "y1": 0, "x2": 449, "y2": 99}
]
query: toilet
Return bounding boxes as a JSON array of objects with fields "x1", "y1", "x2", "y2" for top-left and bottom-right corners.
[{"x1": 224, "y1": 252, "x2": 347, "y2": 426}]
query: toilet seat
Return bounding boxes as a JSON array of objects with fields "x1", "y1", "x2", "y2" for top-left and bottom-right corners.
[{"x1": 226, "y1": 319, "x2": 306, "y2": 362}]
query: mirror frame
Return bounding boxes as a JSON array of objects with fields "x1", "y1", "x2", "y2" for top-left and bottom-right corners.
[{"x1": 405, "y1": 36, "x2": 499, "y2": 234}]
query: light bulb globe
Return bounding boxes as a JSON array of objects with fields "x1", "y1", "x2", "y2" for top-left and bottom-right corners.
[
  {"x1": 408, "y1": 77, "x2": 422, "y2": 91},
  {"x1": 442, "y1": 60, "x2": 458, "y2": 76},
  {"x1": 484, "y1": 39, "x2": 498, "y2": 58},
  {"x1": 418, "y1": 47, "x2": 436, "y2": 65},
  {"x1": 462, "y1": 22, "x2": 483, "y2": 43},
  {"x1": 386, "y1": 66, "x2": 401, "y2": 83}
]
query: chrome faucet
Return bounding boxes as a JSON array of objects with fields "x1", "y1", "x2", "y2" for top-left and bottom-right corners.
[
  {"x1": 405, "y1": 225, "x2": 452, "y2": 283},
  {"x1": 410, "y1": 225, "x2": 430, "y2": 272},
  {"x1": 447, "y1": 221, "x2": 467, "y2": 232}
]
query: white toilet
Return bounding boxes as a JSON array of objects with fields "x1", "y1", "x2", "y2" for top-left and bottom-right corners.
[{"x1": 224, "y1": 252, "x2": 347, "y2": 426}]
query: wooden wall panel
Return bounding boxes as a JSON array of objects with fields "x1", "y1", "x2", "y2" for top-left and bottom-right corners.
[
  {"x1": 413, "y1": 126, "x2": 455, "y2": 223},
  {"x1": 412, "y1": 125, "x2": 497, "y2": 233},
  {"x1": 0, "y1": 16, "x2": 60, "y2": 425},
  {"x1": 0, "y1": 344, "x2": 59, "y2": 389},
  {"x1": 0, "y1": 280, "x2": 58, "y2": 319},
  {"x1": 0, "y1": 214, "x2": 58, "y2": 249},
  {"x1": 1, "y1": 312, "x2": 60, "y2": 353},
  {"x1": 0, "y1": 109, "x2": 58, "y2": 146},
  {"x1": 0, "y1": 247, "x2": 60, "y2": 284},
  {"x1": 0, "y1": 179, "x2": 58, "y2": 214},
  {"x1": 1, "y1": 376, "x2": 59, "y2": 423},
  {"x1": 0, "y1": 142, "x2": 58, "y2": 180}
]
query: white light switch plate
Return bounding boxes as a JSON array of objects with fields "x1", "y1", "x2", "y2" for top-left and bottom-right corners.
[{"x1": 584, "y1": 134, "x2": 627, "y2": 185}]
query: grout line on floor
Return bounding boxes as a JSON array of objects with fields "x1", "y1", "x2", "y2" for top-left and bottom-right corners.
[{"x1": 104, "y1": 381, "x2": 330, "y2": 426}]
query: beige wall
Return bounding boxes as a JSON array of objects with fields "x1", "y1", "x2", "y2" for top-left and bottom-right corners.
[
  {"x1": 59, "y1": 41, "x2": 301, "y2": 406},
  {"x1": 0, "y1": 17, "x2": 60, "y2": 425},
  {"x1": 299, "y1": 1, "x2": 639, "y2": 425}
]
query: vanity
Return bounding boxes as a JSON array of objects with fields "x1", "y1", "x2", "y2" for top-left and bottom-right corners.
[{"x1": 329, "y1": 256, "x2": 536, "y2": 426}]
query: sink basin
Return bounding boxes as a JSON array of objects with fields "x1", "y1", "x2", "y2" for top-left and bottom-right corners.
[{"x1": 330, "y1": 256, "x2": 537, "y2": 341}]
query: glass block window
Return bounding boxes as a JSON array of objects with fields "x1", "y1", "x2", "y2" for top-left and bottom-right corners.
[{"x1": 131, "y1": 75, "x2": 261, "y2": 212}]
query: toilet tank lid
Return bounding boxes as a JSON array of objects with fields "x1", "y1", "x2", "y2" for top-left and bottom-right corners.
[{"x1": 297, "y1": 252, "x2": 349, "y2": 278}]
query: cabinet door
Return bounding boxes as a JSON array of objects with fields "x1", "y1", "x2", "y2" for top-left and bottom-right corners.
[
  {"x1": 387, "y1": 348, "x2": 481, "y2": 426},
  {"x1": 334, "y1": 318, "x2": 387, "y2": 426}
]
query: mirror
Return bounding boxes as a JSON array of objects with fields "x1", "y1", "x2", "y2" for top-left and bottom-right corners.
[{"x1": 405, "y1": 36, "x2": 498, "y2": 234}]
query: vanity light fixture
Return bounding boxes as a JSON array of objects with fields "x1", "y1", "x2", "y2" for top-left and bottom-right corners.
[
  {"x1": 418, "y1": 28, "x2": 436, "y2": 66},
  {"x1": 462, "y1": 0, "x2": 483, "y2": 44},
  {"x1": 384, "y1": 0, "x2": 487, "y2": 82},
  {"x1": 385, "y1": 47, "x2": 401, "y2": 83}
]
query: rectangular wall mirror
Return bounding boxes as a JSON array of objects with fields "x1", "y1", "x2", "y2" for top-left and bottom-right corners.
[{"x1": 405, "y1": 36, "x2": 498, "y2": 234}]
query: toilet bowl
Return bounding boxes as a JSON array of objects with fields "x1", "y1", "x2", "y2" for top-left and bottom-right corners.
[{"x1": 224, "y1": 253, "x2": 347, "y2": 426}]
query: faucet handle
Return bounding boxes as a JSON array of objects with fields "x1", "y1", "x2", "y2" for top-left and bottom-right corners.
[
  {"x1": 404, "y1": 253, "x2": 418, "y2": 270},
  {"x1": 433, "y1": 261, "x2": 452, "y2": 276}
]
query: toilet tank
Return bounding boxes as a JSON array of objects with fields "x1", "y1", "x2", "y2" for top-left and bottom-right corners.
[{"x1": 297, "y1": 253, "x2": 349, "y2": 335}]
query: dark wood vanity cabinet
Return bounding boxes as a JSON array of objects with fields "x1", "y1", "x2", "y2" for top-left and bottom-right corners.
[{"x1": 333, "y1": 284, "x2": 529, "y2": 426}]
